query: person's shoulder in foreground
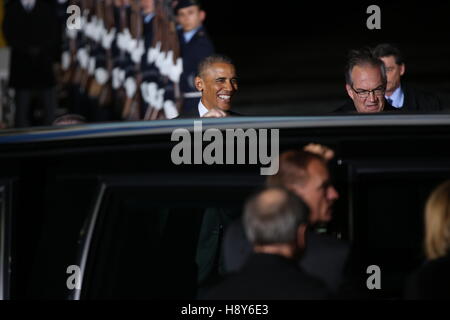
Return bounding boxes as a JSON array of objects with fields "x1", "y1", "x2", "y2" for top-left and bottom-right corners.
[
  {"x1": 404, "y1": 180, "x2": 450, "y2": 299},
  {"x1": 405, "y1": 254, "x2": 450, "y2": 299},
  {"x1": 204, "y1": 253, "x2": 330, "y2": 300},
  {"x1": 203, "y1": 187, "x2": 330, "y2": 300}
]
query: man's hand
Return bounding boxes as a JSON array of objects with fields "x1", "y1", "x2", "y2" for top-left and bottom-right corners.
[
  {"x1": 202, "y1": 108, "x2": 228, "y2": 118},
  {"x1": 303, "y1": 143, "x2": 335, "y2": 161}
]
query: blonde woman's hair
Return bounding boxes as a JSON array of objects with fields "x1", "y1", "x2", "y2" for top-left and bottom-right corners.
[{"x1": 424, "y1": 180, "x2": 450, "y2": 260}]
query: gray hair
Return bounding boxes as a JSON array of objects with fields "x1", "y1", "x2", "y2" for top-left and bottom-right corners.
[
  {"x1": 197, "y1": 54, "x2": 234, "y2": 78},
  {"x1": 52, "y1": 113, "x2": 86, "y2": 125},
  {"x1": 244, "y1": 187, "x2": 309, "y2": 246},
  {"x1": 345, "y1": 47, "x2": 387, "y2": 86}
]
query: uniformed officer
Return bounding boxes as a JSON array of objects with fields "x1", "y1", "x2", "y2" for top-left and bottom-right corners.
[{"x1": 175, "y1": 0, "x2": 214, "y2": 114}]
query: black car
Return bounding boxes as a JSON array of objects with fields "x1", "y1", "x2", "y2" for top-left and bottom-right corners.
[{"x1": 1, "y1": 114, "x2": 450, "y2": 300}]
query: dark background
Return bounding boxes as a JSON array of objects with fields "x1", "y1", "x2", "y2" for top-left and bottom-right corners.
[{"x1": 199, "y1": 0, "x2": 450, "y2": 115}]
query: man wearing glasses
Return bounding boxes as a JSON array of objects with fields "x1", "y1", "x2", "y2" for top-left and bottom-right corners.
[{"x1": 335, "y1": 48, "x2": 397, "y2": 113}]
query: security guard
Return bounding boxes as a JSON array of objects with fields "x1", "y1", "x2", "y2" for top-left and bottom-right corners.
[{"x1": 175, "y1": 0, "x2": 214, "y2": 114}]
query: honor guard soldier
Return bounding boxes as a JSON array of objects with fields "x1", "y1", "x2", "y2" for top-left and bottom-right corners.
[{"x1": 175, "y1": 0, "x2": 214, "y2": 114}]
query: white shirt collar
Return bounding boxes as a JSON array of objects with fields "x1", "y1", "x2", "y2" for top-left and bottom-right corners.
[
  {"x1": 143, "y1": 13, "x2": 155, "y2": 24},
  {"x1": 183, "y1": 26, "x2": 201, "y2": 43},
  {"x1": 198, "y1": 100, "x2": 209, "y2": 117},
  {"x1": 386, "y1": 85, "x2": 404, "y2": 108}
]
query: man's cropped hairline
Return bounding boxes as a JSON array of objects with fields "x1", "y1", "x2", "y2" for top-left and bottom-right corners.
[
  {"x1": 345, "y1": 49, "x2": 387, "y2": 86},
  {"x1": 197, "y1": 54, "x2": 234, "y2": 78}
]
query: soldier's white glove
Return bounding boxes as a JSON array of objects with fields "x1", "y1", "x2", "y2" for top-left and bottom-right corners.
[
  {"x1": 160, "y1": 50, "x2": 173, "y2": 77},
  {"x1": 61, "y1": 51, "x2": 71, "y2": 70},
  {"x1": 140, "y1": 82, "x2": 150, "y2": 104},
  {"x1": 112, "y1": 67, "x2": 125, "y2": 89},
  {"x1": 169, "y1": 57, "x2": 183, "y2": 83},
  {"x1": 147, "y1": 41, "x2": 161, "y2": 64},
  {"x1": 94, "y1": 19, "x2": 105, "y2": 43},
  {"x1": 154, "y1": 88, "x2": 165, "y2": 110},
  {"x1": 95, "y1": 68, "x2": 109, "y2": 85},
  {"x1": 148, "y1": 82, "x2": 157, "y2": 106},
  {"x1": 102, "y1": 28, "x2": 116, "y2": 50},
  {"x1": 120, "y1": 28, "x2": 132, "y2": 52},
  {"x1": 77, "y1": 48, "x2": 89, "y2": 69},
  {"x1": 131, "y1": 41, "x2": 145, "y2": 64},
  {"x1": 85, "y1": 17, "x2": 94, "y2": 39},
  {"x1": 155, "y1": 49, "x2": 165, "y2": 74},
  {"x1": 124, "y1": 77, "x2": 137, "y2": 98},
  {"x1": 66, "y1": 27, "x2": 77, "y2": 40},
  {"x1": 164, "y1": 100, "x2": 179, "y2": 119}
]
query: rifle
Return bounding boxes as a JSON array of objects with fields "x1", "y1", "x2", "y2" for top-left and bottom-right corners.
[
  {"x1": 143, "y1": 0, "x2": 182, "y2": 120},
  {"x1": 87, "y1": 0, "x2": 107, "y2": 99},
  {"x1": 78, "y1": 0, "x2": 96, "y2": 93},
  {"x1": 95, "y1": 0, "x2": 116, "y2": 107},
  {"x1": 71, "y1": 0, "x2": 88, "y2": 87},
  {"x1": 61, "y1": 0, "x2": 80, "y2": 85},
  {"x1": 109, "y1": 0, "x2": 127, "y2": 118},
  {"x1": 121, "y1": 0, "x2": 144, "y2": 120}
]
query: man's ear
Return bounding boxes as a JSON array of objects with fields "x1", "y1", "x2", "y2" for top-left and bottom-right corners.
[
  {"x1": 199, "y1": 10, "x2": 206, "y2": 22},
  {"x1": 400, "y1": 63, "x2": 405, "y2": 76},
  {"x1": 195, "y1": 76, "x2": 203, "y2": 92},
  {"x1": 345, "y1": 84, "x2": 354, "y2": 100},
  {"x1": 297, "y1": 224, "x2": 308, "y2": 250}
]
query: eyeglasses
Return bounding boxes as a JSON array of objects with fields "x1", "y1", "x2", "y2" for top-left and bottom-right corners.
[{"x1": 351, "y1": 85, "x2": 386, "y2": 98}]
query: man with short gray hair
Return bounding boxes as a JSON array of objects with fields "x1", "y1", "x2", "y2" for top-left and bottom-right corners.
[
  {"x1": 205, "y1": 187, "x2": 329, "y2": 300},
  {"x1": 244, "y1": 187, "x2": 309, "y2": 248},
  {"x1": 336, "y1": 47, "x2": 397, "y2": 113}
]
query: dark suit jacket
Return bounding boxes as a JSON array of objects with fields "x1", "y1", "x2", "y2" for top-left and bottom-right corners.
[
  {"x1": 222, "y1": 218, "x2": 350, "y2": 293},
  {"x1": 333, "y1": 99, "x2": 399, "y2": 113},
  {"x1": 3, "y1": 0, "x2": 58, "y2": 89},
  {"x1": 400, "y1": 83, "x2": 443, "y2": 112},
  {"x1": 204, "y1": 253, "x2": 329, "y2": 300},
  {"x1": 404, "y1": 254, "x2": 450, "y2": 299}
]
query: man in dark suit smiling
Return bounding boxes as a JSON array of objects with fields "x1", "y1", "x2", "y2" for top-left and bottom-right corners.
[{"x1": 178, "y1": 54, "x2": 239, "y2": 118}]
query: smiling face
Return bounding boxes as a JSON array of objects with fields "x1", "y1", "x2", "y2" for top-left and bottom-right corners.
[
  {"x1": 195, "y1": 62, "x2": 238, "y2": 111},
  {"x1": 346, "y1": 64, "x2": 386, "y2": 113}
]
